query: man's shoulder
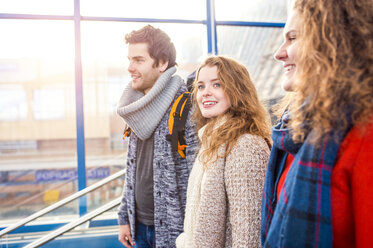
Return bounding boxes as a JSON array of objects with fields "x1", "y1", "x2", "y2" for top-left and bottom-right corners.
[
  {"x1": 163, "y1": 83, "x2": 189, "y2": 115},
  {"x1": 174, "y1": 82, "x2": 188, "y2": 96}
]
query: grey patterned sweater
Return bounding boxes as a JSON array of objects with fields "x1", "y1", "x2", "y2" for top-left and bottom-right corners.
[{"x1": 117, "y1": 82, "x2": 198, "y2": 248}]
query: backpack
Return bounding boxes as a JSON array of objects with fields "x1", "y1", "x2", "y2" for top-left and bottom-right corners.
[
  {"x1": 122, "y1": 92, "x2": 191, "y2": 159},
  {"x1": 166, "y1": 92, "x2": 191, "y2": 159}
]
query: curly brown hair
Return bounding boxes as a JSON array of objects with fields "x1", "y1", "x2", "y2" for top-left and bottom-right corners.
[
  {"x1": 192, "y1": 56, "x2": 272, "y2": 167},
  {"x1": 288, "y1": 0, "x2": 373, "y2": 143}
]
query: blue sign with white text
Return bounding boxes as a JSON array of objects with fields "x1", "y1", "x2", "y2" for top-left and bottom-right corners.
[{"x1": 35, "y1": 167, "x2": 110, "y2": 182}]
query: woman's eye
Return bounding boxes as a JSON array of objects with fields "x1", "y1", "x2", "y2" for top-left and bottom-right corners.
[
  {"x1": 197, "y1": 85, "x2": 204, "y2": 90},
  {"x1": 288, "y1": 33, "x2": 297, "y2": 42},
  {"x1": 213, "y1": 83, "x2": 221, "y2": 88}
]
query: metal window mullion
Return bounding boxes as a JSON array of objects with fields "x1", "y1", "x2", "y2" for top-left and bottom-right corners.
[
  {"x1": 74, "y1": 0, "x2": 87, "y2": 216},
  {"x1": 206, "y1": 0, "x2": 217, "y2": 55}
]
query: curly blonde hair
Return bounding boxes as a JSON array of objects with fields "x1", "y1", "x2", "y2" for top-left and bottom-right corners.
[
  {"x1": 192, "y1": 56, "x2": 272, "y2": 168},
  {"x1": 288, "y1": 0, "x2": 373, "y2": 144}
]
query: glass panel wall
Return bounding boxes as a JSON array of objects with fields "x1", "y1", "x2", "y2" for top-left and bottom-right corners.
[
  {"x1": 217, "y1": 26, "x2": 285, "y2": 101},
  {"x1": 80, "y1": 0, "x2": 206, "y2": 20},
  {"x1": 0, "y1": 19, "x2": 77, "y2": 221},
  {"x1": 0, "y1": 0, "x2": 73, "y2": 15},
  {"x1": 215, "y1": 0, "x2": 287, "y2": 22}
]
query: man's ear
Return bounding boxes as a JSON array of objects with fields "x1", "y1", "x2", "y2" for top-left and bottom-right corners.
[{"x1": 159, "y1": 60, "x2": 169, "y2": 72}]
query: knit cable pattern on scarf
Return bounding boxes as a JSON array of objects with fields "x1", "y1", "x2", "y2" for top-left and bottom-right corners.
[{"x1": 117, "y1": 66, "x2": 183, "y2": 140}]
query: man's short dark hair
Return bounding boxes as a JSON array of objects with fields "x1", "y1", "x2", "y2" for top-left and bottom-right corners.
[{"x1": 125, "y1": 25, "x2": 177, "y2": 70}]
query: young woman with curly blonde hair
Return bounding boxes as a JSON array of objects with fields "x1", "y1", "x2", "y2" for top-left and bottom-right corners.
[
  {"x1": 261, "y1": 0, "x2": 373, "y2": 247},
  {"x1": 176, "y1": 55, "x2": 271, "y2": 248}
]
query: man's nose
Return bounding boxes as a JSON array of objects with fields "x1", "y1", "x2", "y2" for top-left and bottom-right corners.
[{"x1": 128, "y1": 61, "x2": 135, "y2": 72}]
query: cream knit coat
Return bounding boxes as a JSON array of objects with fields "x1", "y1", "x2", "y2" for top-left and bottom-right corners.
[{"x1": 176, "y1": 125, "x2": 270, "y2": 248}]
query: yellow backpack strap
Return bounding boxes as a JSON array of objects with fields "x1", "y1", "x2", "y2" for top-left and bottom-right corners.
[{"x1": 166, "y1": 92, "x2": 191, "y2": 159}]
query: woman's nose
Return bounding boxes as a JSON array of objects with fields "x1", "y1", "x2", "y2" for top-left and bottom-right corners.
[
  {"x1": 274, "y1": 44, "x2": 287, "y2": 61},
  {"x1": 202, "y1": 86, "x2": 212, "y2": 97}
]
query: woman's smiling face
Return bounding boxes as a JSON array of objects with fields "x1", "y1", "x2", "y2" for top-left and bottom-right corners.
[
  {"x1": 196, "y1": 66, "x2": 231, "y2": 119},
  {"x1": 274, "y1": 10, "x2": 300, "y2": 92}
]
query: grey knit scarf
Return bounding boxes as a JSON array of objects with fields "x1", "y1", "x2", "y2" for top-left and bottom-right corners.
[{"x1": 117, "y1": 67, "x2": 183, "y2": 140}]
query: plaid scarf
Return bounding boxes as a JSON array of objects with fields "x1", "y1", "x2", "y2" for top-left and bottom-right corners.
[{"x1": 261, "y1": 112, "x2": 350, "y2": 248}]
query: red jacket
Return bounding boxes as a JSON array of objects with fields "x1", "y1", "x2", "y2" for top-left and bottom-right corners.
[{"x1": 332, "y1": 120, "x2": 373, "y2": 248}]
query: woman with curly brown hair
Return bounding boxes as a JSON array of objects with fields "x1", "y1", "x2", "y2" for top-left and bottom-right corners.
[
  {"x1": 176, "y1": 55, "x2": 271, "y2": 248},
  {"x1": 261, "y1": 0, "x2": 373, "y2": 247}
]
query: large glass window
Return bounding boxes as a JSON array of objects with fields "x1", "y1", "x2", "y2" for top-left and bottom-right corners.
[
  {"x1": 0, "y1": 84, "x2": 28, "y2": 121},
  {"x1": 0, "y1": 0, "x2": 73, "y2": 15},
  {"x1": 215, "y1": 0, "x2": 287, "y2": 22},
  {"x1": 80, "y1": 0, "x2": 206, "y2": 20},
  {"x1": 0, "y1": 20, "x2": 76, "y2": 220},
  {"x1": 217, "y1": 26, "x2": 285, "y2": 101}
]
